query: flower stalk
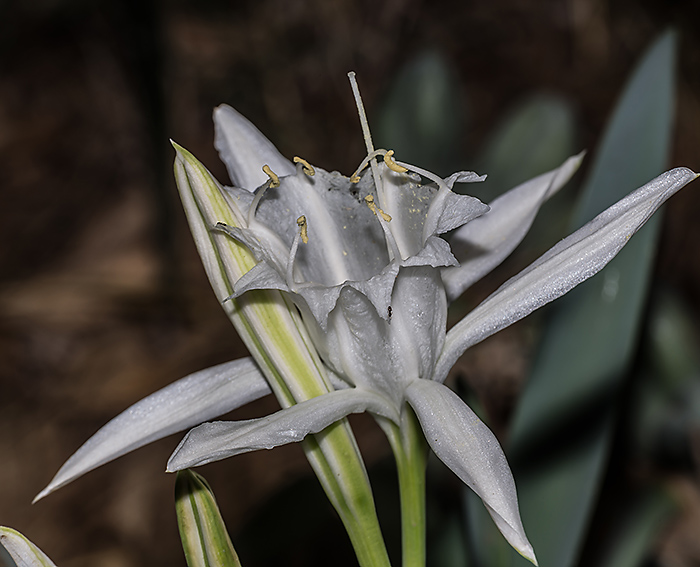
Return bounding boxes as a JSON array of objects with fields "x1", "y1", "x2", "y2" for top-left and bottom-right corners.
[{"x1": 380, "y1": 410, "x2": 428, "y2": 567}]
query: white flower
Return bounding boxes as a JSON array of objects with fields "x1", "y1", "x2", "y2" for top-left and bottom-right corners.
[
  {"x1": 165, "y1": 102, "x2": 696, "y2": 564},
  {"x1": 36, "y1": 83, "x2": 697, "y2": 567}
]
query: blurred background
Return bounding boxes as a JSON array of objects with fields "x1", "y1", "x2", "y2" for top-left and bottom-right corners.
[{"x1": 2, "y1": 0, "x2": 700, "y2": 566}]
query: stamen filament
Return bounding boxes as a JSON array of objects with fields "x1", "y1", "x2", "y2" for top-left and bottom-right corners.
[
  {"x1": 286, "y1": 233, "x2": 301, "y2": 287},
  {"x1": 286, "y1": 216, "x2": 308, "y2": 287},
  {"x1": 247, "y1": 164, "x2": 281, "y2": 226},
  {"x1": 364, "y1": 196, "x2": 402, "y2": 261},
  {"x1": 350, "y1": 149, "x2": 385, "y2": 182},
  {"x1": 393, "y1": 159, "x2": 450, "y2": 192}
]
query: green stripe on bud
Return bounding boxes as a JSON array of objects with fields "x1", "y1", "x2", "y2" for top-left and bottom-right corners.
[
  {"x1": 175, "y1": 471, "x2": 242, "y2": 567},
  {"x1": 0, "y1": 527, "x2": 58, "y2": 567},
  {"x1": 172, "y1": 144, "x2": 391, "y2": 567}
]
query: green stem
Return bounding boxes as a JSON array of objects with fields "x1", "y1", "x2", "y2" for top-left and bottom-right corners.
[
  {"x1": 302, "y1": 427, "x2": 392, "y2": 567},
  {"x1": 381, "y1": 408, "x2": 428, "y2": 567}
]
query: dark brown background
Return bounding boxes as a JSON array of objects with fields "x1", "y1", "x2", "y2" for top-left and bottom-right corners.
[{"x1": 2, "y1": 0, "x2": 700, "y2": 565}]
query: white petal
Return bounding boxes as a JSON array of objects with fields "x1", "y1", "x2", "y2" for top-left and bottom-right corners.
[
  {"x1": 379, "y1": 165, "x2": 488, "y2": 257},
  {"x1": 405, "y1": 380, "x2": 536, "y2": 564},
  {"x1": 253, "y1": 169, "x2": 389, "y2": 285},
  {"x1": 35, "y1": 358, "x2": 270, "y2": 502},
  {"x1": 292, "y1": 261, "x2": 398, "y2": 334},
  {"x1": 388, "y1": 267, "x2": 447, "y2": 385},
  {"x1": 214, "y1": 105, "x2": 295, "y2": 191},
  {"x1": 435, "y1": 167, "x2": 698, "y2": 382},
  {"x1": 433, "y1": 190, "x2": 489, "y2": 235},
  {"x1": 421, "y1": 187, "x2": 488, "y2": 246},
  {"x1": 0, "y1": 528, "x2": 57, "y2": 567},
  {"x1": 231, "y1": 236, "x2": 454, "y2": 336},
  {"x1": 443, "y1": 152, "x2": 584, "y2": 300},
  {"x1": 216, "y1": 222, "x2": 290, "y2": 276},
  {"x1": 321, "y1": 286, "x2": 395, "y2": 392},
  {"x1": 378, "y1": 166, "x2": 435, "y2": 256},
  {"x1": 232, "y1": 260, "x2": 290, "y2": 296},
  {"x1": 401, "y1": 235, "x2": 458, "y2": 269},
  {"x1": 316, "y1": 266, "x2": 446, "y2": 405},
  {"x1": 166, "y1": 389, "x2": 398, "y2": 471},
  {"x1": 444, "y1": 171, "x2": 488, "y2": 188}
]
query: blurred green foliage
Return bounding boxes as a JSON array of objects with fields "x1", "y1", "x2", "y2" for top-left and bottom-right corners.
[
  {"x1": 374, "y1": 49, "x2": 464, "y2": 177},
  {"x1": 462, "y1": 29, "x2": 684, "y2": 567}
]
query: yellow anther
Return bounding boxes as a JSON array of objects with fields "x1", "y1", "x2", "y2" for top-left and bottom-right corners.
[
  {"x1": 383, "y1": 150, "x2": 408, "y2": 173},
  {"x1": 297, "y1": 215, "x2": 309, "y2": 244},
  {"x1": 364, "y1": 195, "x2": 392, "y2": 222},
  {"x1": 262, "y1": 164, "x2": 280, "y2": 188},
  {"x1": 350, "y1": 174, "x2": 361, "y2": 184},
  {"x1": 293, "y1": 156, "x2": 316, "y2": 176}
]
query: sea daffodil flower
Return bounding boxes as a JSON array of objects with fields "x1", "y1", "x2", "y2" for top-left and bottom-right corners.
[
  {"x1": 36, "y1": 75, "x2": 697, "y2": 567},
  {"x1": 164, "y1": 82, "x2": 695, "y2": 561}
]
